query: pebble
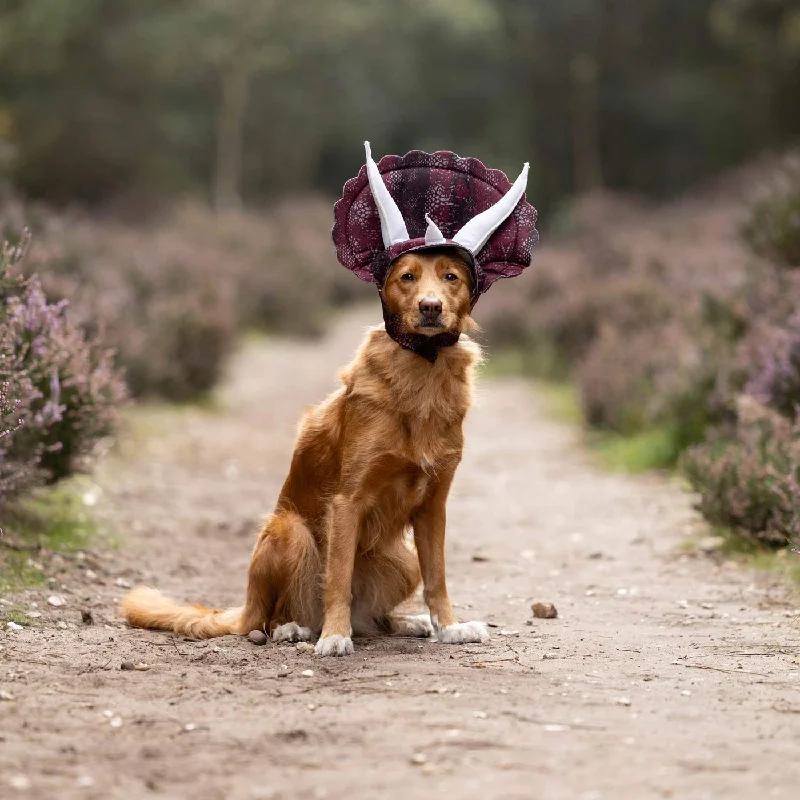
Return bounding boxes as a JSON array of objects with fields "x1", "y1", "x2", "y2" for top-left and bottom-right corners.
[
  {"x1": 1, "y1": 690, "x2": 16, "y2": 701},
  {"x1": 616, "y1": 697, "x2": 632, "y2": 706},
  {"x1": 247, "y1": 630, "x2": 268, "y2": 646},
  {"x1": 47, "y1": 595, "x2": 66, "y2": 607},
  {"x1": 134, "y1": 663, "x2": 151, "y2": 671},
  {"x1": 410, "y1": 752, "x2": 427, "y2": 765},
  {"x1": 28, "y1": 611, "x2": 42, "y2": 619},
  {"x1": 531, "y1": 602, "x2": 558, "y2": 619},
  {"x1": 6, "y1": 621, "x2": 23, "y2": 631},
  {"x1": 81, "y1": 610, "x2": 94, "y2": 625},
  {"x1": 120, "y1": 661, "x2": 135, "y2": 671},
  {"x1": 301, "y1": 669, "x2": 314, "y2": 677},
  {"x1": 8, "y1": 775, "x2": 31, "y2": 790},
  {"x1": 296, "y1": 642, "x2": 314, "y2": 653},
  {"x1": 114, "y1": 577, "x2": 132, "y2": 589}
]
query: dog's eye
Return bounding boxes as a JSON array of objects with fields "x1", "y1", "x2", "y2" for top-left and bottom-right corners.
[
  {"x1": 400, "y1": 273, "x2": 415, "y2": 282},
  {"x1": 444, "y1": 273, "x2": 459, "y2": 282}
]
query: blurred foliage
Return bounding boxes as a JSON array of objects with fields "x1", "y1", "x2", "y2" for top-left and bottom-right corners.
[
  {"x1": 1, "y1": 229, "x2": 124, "y2": 506},
  {"x1": 0, "y1": 0, "x2": 799, "y2": 212}
]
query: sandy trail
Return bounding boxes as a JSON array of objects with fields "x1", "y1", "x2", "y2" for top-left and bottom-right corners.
[{"x1": 1, "y1": 307, "x2": 799, "y2": 800}]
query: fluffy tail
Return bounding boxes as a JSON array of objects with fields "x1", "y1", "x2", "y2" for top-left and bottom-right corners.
[{"x1": 120, "y1": 586, "x2": 246, "y2": 639}]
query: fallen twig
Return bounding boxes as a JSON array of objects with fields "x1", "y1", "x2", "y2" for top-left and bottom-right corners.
[{"x1": 678, "y1": 663, "x2": 769, "y2": 678}]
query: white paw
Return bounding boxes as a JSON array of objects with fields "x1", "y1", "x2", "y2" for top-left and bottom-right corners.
[
  {"x1": 436, "y1": 620, "x2": 490, "y2": 644},
  {"x1": 396, "y1": 614, "x2": 434, "y2": 638},
  {"x1": 314, "y1": 634, "x2": 355, "y2": 657},
  {"x1": 272, "y1": 622, "x2": 314, "y2": 644}
]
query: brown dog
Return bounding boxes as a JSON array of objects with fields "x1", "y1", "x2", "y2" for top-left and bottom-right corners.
[{"x1": 121, "y1": 249, "x2": 490, "y2": 656}]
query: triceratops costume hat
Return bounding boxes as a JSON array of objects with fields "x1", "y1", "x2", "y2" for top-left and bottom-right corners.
[{"x1": 332, "y1": 142, "x2": 538, "y2": 362}]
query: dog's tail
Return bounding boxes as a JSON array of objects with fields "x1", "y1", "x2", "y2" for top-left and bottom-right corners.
[{"x1": 120, "y1": 586, "x2": 247, "y2": 639}]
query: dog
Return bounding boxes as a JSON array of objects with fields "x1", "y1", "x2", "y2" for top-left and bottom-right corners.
[{"x1": 121, "y1": 248, "x2": 491, "y2": 656}]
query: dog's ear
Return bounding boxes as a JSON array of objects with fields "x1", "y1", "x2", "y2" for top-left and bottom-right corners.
[{"x1": 462, "y1": 315, "x2": 480, "y2": 332}]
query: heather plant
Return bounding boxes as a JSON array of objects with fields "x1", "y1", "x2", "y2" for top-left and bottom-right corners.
[
  {"x1": 5, "y1": 197, "x2": 368, "y2": 401},
  {"x1": 0, "y1": 230, "x2": 124, "y2": 506},
  {"x1": 745, "y1": 313, "x2": 800, "y2": 419},
  {"x1": 742, "y1": 158, "x2": 800, "y2": 269},
  {"x1": 682, "y1": 403, "x2": 800, "y2": 548}
]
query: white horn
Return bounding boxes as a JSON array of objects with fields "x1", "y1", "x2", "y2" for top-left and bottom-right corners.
[
  {"x1": 364, "y1": 141, "x2": 409, "y2": 247},
  {"x1": 452, "y1": 162, "x2": 529, "y2": 255},
  {"x1": 424, "y1": 214, "x2": 446, "y2": 245}
]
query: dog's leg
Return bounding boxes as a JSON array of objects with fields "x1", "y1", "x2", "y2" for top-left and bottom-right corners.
[
  {"x1": 351, "y1": 538, "x2": 427, "y2": 637},
  {"x1": 242, "y1": 511, "x2": 321, "y2": 636},
  {"x1": 315, "y1": 495, "x2": 359, "y2": 657},
  {"x1": 413, "y1": 476, "x2": 490, "y2": 645}
]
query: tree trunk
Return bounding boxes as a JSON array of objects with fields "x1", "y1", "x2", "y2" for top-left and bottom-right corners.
[
  {"x1": 214, "y1": 54, "x2": 249, "y2": 214},
  {"x1": 570, "y1": 52, "x2": 603, "y2": 195}
]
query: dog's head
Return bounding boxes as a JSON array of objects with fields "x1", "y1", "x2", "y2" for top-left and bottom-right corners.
[{"x1": 382, "y1": 248, "x2": 477, "y2": 337}]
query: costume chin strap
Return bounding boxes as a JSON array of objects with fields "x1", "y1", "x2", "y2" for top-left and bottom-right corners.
[{"x1": 380, "y1": 294, "x2": 460, "y2": 364}]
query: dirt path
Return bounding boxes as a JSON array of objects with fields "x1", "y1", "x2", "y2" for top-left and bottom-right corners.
[{"x1": 2, "y1": 308, "x2": 799, "y2": 800}]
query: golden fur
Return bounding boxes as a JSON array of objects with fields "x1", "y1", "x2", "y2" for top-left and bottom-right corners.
[{"x1": 121, "y1": 251, "x2": 486, "y2": 654}]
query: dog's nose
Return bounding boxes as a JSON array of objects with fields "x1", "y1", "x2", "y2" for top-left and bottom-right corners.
[{"x1": 419, "y1": 297, "x2": 443, "y2": 317}]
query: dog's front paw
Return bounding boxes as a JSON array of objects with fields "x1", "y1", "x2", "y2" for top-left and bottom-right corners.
[
  {"x1": 437, "y1": 620, "x2": 490, "y2": 644},
  {"x1": 315, "y1": 634, "x2": 355, "y2": 657},
  {"x1": 272, "y1": 622, "x2": 314, "y2": 644}
]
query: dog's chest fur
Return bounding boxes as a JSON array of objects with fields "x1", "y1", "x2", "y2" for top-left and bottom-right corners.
[{"x1": 344, "y1": 328, "x2": 480, "y2": 468}]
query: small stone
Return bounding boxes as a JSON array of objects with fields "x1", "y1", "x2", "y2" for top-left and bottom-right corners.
[
  {"x1": 81, "y1": 610, "x2": 94, "y2": 625},
  {"x1": 247, "y1": 630, "x2": 268, "y2": 646},
  {"x1": 6, "y1": 621, "x2": 23, "y2": 631},
  {"x1": 57, "y1": 621, "x2": 67, "y2": 629},
  {"x1": 47, "y1": 595, "x2": 66, "y2": 607},
  {"x1": 531, "y1": 602, "x2": 558, "y2": 619},
  {"x1": 473, "y1": 711, "x2": 487, "y2": 719},
  {"x1": 77, "y1": 776, "x2": 94, "y2": 788},
  {"x1": 184, "y1": 723, "x2": 197, "y2": 731},
  {"x1": 295, "y1": 641, "x2": 314, "y2": 653},
  {"x1": 588, "y1": 551, "x2": 604, "y2": 560},
  {"x1": 133, "y1": 663, "x2": 150, "y2": 671},
  {"x1": 28, "y1": 611, "x2": 42, "y2": 619},
  {"x1": 109, "y1": 715, "x2": 123, "y2": 728},
  {"x1": 114, "y1": 577, "x2": 132, "y2": 589},
  {"x1": 277, "y1": 664, "x2": 291, "y2": 678},
  {"x1": 0, "y1": 690, "x2": 15, "y2": 701},
  {"x1": 616, "y1": 697, "x2": 632, "y2": 706},
  {"x1": 542, "y1": 652, "x2": 558, "y2": 660},
  {"x1": 120, "y1": 661, "x2": 135, "y2": 671},
  {"x1": 8, "y1": 775, "x2": 31, "y2": 790},
  {"x1": 410, "y1": 752, "x2": 427, "y2": 765},
  {"x1": 499, "y1": 629, "x2": 519, "y2": 637},
  {"x1": 301, "y1": 669, "x2": 314, "y2": 677},
  {"x1": 471, "y1": 554, "x2": 489, "y2": 562},
  {"x1": 84, "y1": 569, "x2": 97, "y2": 580},
  {"x1": 681, "y1": 690, "x2": 692, "y2": 697}
]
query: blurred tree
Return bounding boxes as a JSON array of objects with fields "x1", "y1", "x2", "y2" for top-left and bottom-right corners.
[{"x1": 0, "y1": 0, "x2": 797, "y2": 212}]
